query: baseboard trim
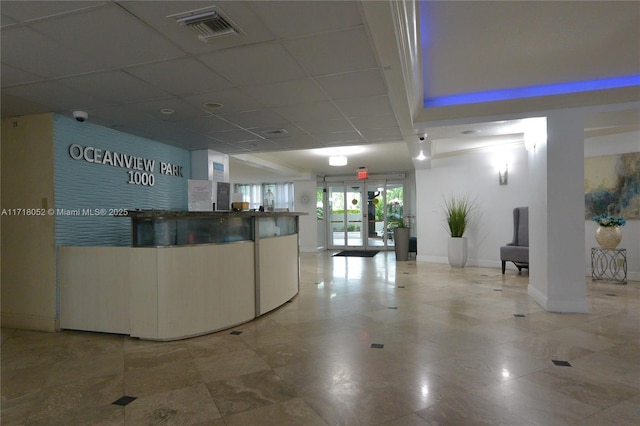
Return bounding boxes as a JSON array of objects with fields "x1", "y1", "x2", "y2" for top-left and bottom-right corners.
[
  {"x1": 528, "y1": 284, "x2": 588, "y2": 313},
  {"x1": 1, "y1": 312, "x2": 59, "y2": 332}
]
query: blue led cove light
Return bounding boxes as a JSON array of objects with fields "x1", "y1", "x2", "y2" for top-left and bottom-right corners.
[{"x1": 424, "y1": 75, "x2": 640, "y2": 108}]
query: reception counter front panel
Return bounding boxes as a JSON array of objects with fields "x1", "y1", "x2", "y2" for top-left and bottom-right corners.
[{"x1": 59, "y1": 211, "x2": 303, "y2": 340}]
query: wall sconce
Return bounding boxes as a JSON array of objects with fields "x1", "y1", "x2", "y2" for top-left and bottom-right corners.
[
  {"x1": 498, "y1": 164, "x2": 508, "y2": 185},
  {"x1": 329, "y1": 155, "x2": 347, "y2": 166}
]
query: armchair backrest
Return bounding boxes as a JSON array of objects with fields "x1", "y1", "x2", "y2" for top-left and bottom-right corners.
[{"x1": 511, "y1": 207, "x2": 529, "y2": 247}]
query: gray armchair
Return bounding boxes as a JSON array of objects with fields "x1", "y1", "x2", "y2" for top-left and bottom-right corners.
[{"x1": 500, "y1": 207, "x2": 529, "y2": 274}]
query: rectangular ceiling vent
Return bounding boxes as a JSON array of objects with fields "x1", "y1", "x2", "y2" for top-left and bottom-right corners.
[
  {"x1": 262, "y1": 129, "x2": 289, "y2": 137},
  {"x1": 170, "y1": 7, "x2": 243, "y2": 42}
]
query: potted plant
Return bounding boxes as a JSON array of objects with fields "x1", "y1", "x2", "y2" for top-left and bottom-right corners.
[
  {"x1": 592, "y1": 214, "x2": 626, "y2": 249},
  {"x1": 391, "y1": 218, "x2": 410, "y2": 261},
  {"x1": 444, "y1": 195, "x2": 475, "y2": 267}
]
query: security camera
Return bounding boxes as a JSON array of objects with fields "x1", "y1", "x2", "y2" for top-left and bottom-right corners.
[
  {"x1": 418, "y1": 134, "x2": 427, "y2": 141},
  {"x1": 73, "y1": 111, "x2": 88, "y2": 122}
]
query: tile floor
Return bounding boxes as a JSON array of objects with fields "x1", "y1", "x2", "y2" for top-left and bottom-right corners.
[{"x1": 2, "y1": 251, "x2": 639, "y2": 425}]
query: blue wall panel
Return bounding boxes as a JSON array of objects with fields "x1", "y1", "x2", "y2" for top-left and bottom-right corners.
[{"x1": 54, "y1": 114, "x2": 190, "y2": 246}]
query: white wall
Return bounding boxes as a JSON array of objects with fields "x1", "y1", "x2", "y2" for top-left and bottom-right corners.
[
  {"x1": 415, "y1": 130, "x2": 639, "y2": 280},
  {"x1": 191, "y1": 149, "x2": 229, "y2": 182},
  {"x1": 1, "y1": 114, "x2": 57, "y2": 331},
  {"x1": 584, "y1": 131, "x2": 640, "y2": 281},
  {"x1": 415, "y1": 144, "x2": 531, "y2": 268}
]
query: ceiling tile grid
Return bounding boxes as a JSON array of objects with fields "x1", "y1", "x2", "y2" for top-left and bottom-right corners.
[{"x1": 3, "y1": 1, "x2": 635, "y2": 175}]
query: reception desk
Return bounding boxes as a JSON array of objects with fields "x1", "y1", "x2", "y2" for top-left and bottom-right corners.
[{"x1": 59, "y1": 211, "x2": 303, "y2": 340}]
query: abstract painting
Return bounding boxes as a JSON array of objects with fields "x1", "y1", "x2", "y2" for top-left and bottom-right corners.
[{"x1": 584, "y1": 152, "x2": 640, "y2": 220}]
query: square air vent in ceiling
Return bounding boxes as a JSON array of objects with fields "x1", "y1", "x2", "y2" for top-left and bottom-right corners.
[{"x1": 169, "y1": 6, "x2": 243, "y2": 42}]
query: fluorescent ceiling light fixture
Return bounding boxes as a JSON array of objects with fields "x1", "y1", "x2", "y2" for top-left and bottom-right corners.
[
  {"x1": 329, "y1": 155, "x2": 348, "y2": 166},
  {"x1": 312, "y1": 146, "x2": 367, "y2": 157},
  {"x1": 424, "y1": 75, "x2": 640, "y2": 108}
]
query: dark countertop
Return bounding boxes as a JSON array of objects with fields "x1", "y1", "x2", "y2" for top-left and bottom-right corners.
[{"x1": 125, "y1": 210, "x2": 307, "y2": 219}]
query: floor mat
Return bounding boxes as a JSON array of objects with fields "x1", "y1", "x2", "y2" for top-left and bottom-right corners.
[{"x1": 333, "y1": 250, "x2": 379, "y2": 257}]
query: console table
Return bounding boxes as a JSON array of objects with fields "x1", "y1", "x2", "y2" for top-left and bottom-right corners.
[{"x1": 591, "y1": 247, "x2": 627, "y2": 284}]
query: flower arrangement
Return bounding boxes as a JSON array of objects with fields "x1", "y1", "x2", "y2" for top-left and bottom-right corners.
[{"x1": 592, "y1": 214, "x2": 626, "y2": 227}]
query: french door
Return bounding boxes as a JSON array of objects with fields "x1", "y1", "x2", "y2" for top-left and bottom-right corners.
[{"x1": 327, "y1": 180, "x2": 404, "y2": 250}]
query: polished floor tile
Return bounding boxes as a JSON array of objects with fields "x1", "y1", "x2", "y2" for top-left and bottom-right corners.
[{"x1": 2, "y1": 251, "x2": 639, "y2": 425}]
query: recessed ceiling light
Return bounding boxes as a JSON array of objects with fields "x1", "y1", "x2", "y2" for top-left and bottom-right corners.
[
  {"x1": 461, "y1": 129, "x2": 480, "y2": 135},
  {"x1": 203, "y1": 102, "x2": 224, "y2": 110},
  {"x1": 160, "y1": 108, "x2": 175, "y2": 115},
  {"x1": 329, "y1": 155, "x2": 348, "y2": 166}
]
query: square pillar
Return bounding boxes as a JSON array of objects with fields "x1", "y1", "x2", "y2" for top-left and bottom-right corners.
[{"x1": 528, "y1": 111, "x2": 588, "y2": 313}]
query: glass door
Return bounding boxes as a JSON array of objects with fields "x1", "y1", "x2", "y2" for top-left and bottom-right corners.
[
  {"x1": 365, "y1": 183, "x2": 385, "y2": 248},
  {"x1": 328, "y1": 183, "x2": 364, "y2": 248},
  {"x1": 327, "y1": 180, "x2": 405, "y2": 251},
  {"x1": 385, "y1": 181, "x2": 405, "y2": 249}
]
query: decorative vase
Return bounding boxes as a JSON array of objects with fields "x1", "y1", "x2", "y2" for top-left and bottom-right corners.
[
  {"x1": 394, "y1": 227, "x2": 410, "y2": 261},
  {"x1": 448, "y1": 237, "x2": 468, "y2": 268},
  {"x1": 595, "y1": 226, "x2": 622, "y2": 249}
]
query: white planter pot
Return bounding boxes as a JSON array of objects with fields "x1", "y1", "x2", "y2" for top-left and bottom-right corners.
[{"x1": 448, "y1": 237, "x2": 468, "y2": 268}]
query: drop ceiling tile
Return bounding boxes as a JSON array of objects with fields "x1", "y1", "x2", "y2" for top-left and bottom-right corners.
[
  {"x1": 0, "y1": 1, "x2": 106, "y2": 23},
  {"x1": 1, "y1": 14, "x2": 18, "y2": 27},
  {"x1": 181, "y1": 115, "x2": 240, "y2": 134},
  {"x1": 209, "y1": 129, "x2": 262, "y2": 143},
  {"x1": 274, "y1": 101, "x2": 343, "y2": 122},
  {"x1": 264, "y1": 134, "x2": 322, "y2": 150},
  {"x1": 58, "y1": 70, "x2": 170, "y2": 105},
  {"x1": 199, "y1": 42, "x2": 306, "y2": 86},
  {"x1": 32, "y1": 4, "x2": 183, "y2": 68},
  {"x1": 0, "y1": 26, "x2": 99, "y2": 78},
  {"x1": 134, "y1": 121, "x2": 203, "y2": 146},
  {"x1": 128, "y1": 97, "x2": 211, "y2": 121},
  {"x1": 360, "y1": 127, "x2": 403, "y2": 141},
  {"x1": 335, "y1": 95, "x2": 395, "y2": 117},
  {"x1": 182, "y1": 88, "x2": 264, "y2": 114},
  {"x1": 2, "y1": 80, "x2": 105, "y2": 113},
  {"x1": 0, "y1": 64, "x2": 42, "y2": 87},
  {"x1": 252, "y1": 125, "x2": 307, "y2": 139},
  {"x1": 246, "y1": 78, "x2": 328, "y2": 108},
  {"x1": 219, "y1": 109, "x2": 290, "y2": 129},
  {"x1": 285, "y1": 28, "x2": 378, "y2": 76},
  {"x1": 313, "y1": 131, "x2": 364, "y2": 144},
  {"x1": 350, "y1": 114, "x2": 400, "y2": 130},
  {"x1": 296, "y1": 119, "x2": 355, "y2": 135},
  {"x1": 0, "y1": 93, "x2": 50, "y2": 117},
  {"x1": 250, "y1": 1, "x2": 362, "y2": 39},
  {"x1": 215, "y1": 144, "x2": 250, "y2": 154},
  {"x1": 120, "y1": 1, "x2": 275, "y2": 55},
  {"x1": 126, "y1": 58, "x2": 231, "y2": 97},
  {"x1": 231, "y1": 139, "x2": 281, "y2": 152},
  {"x1": 89, "y1": 105, "x2": 151, "y2": 128},
  {"x1": 315, "y1": 69, "x2": 387, "y2": 100},
  {"x1": 204, "y1": 140, "x2": 236, "y2": 151}
]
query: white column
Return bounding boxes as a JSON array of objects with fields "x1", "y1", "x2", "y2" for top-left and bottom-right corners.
[
  {"x1": 528, "y1": 110, "x2": 588, "y2": 313},
  {"x1": 190, "y1": 149, "x2": 229, "y2": 181}
]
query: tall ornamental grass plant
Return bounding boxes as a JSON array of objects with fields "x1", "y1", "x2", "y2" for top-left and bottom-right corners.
[{"x1": 444, "y1": 196, "x2": 475, "y2": 238}]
